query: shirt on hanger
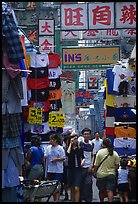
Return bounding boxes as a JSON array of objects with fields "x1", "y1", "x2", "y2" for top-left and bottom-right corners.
[
  {"x1": 29, "y1": 52, "x2": 49, "y2": 67},
  {"x1": 30, "y1": 99, "x2": 51, "y2": 112},
  {"x1": 49, "y1": 77, "x2": 61, "y2": 90},
  {"x1": 114, "y1": 95, "x2": 136, "y2": 108},
  {"x1": 48, "y1": 88, "x2": 62, "y2": 101},
  {"x1": 114, "y1": 126, "x2": 136, "y2": 139},
  {"x1": 112, "y1": 64, "x2": 134, "y2": 92},
  {"x1": 30, "y1": 87, "x2": 49, "y2": 101},
  {"x1": 29, "y1": 67, "x2": 48, "y2": 78},
  {"x1": 27, "y1": 77, "x2": 49, "y2": 89},
  {"x1": 48, "y1": 66, "x2": 62, "y2": 79},
  {"x1": 114, "y1": 137, "x2": 136, "y2": 149},
  {"x1": 48, "y1": 53, "x2": 61, "y2": 68}
]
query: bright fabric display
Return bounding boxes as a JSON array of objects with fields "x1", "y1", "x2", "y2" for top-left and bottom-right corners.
[
  {"x1": 105, "y1": 117, "x2": 115, "y2": 127},
  {"x1": 113, "y1": 138, "x2": 136, "y2": 149},
  {"x1": 31, "y1": 122, "x2": 50, "y2": 134},
  {"x1": 48, "y1": 66, "x2": 62, "y2": 79},
  {"x1": 112, "y1": 64, "x2": 134, "y2": 92},
  {"x1": 114, "y1": 107, "x2": 136, "y2": 119},
  {"x1": 49, "y1": 77, "x2": 61, "y2": 90},
  {"x1": 114, "y1": 126, "x2": 136, "y2": 139},
  {"x1": 48, "y1": 88, "x2": 62, "y2": 101},
  {"x1": 27, "y1": 77, "x2": 49, "y2": 89},
  {"x1": 29, "y1": 67, "x2": 48, "y2": 78},
  {"x1": 29, "y1": 52, "x2": 49, "y2": 68},
  {"x1": 30, "y1": 100, "x2": 51, "y2": 112},
  {"x1": 128, "y1": 78, "x2": 136, "y2": 95},
  {"x1": 114, "y1": 95, "x2": 136, "y2": 108},
  {"x1": 48, "y1": 53, "x2": 61, "y2": 68},
  {"x1": 106, "y1": 68, "x2": 118, "y2": 95}
]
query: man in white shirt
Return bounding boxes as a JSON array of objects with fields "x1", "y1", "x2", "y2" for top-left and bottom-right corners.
[{"x1": 91, "y1": 131, "x2": 103, "y2": 160}]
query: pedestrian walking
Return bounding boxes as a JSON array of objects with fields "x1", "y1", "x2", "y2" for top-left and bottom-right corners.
[
  {"x1": 44, "y1": 133, "x2": 66, "y2": 202},
  {"x1": 27, "y1": 136, "x2": 45, "y2": 181},
  {"x1": 67, "y1": 132, "x2": 85, "y2": 202},
  {"x1": 117, "y1": 158, "x2": 131, "y2": 202},
  {"x1": 91, "y1": 131, "x2": 103, "y2": 156},
  {"x1": 93, "y1": 138, "x2": 120, "y2": 202},
  {"x1": 79, "y1": 128, "x2": 95, "y2": 202}
]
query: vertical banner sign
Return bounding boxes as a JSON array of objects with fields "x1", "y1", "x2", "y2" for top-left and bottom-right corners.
[
  {"x1": 38, "y1": 19, "x2": 55, "y2": 53},
  {"x1": 28, "y1": 107, "x2": 42, "y2": 124}
]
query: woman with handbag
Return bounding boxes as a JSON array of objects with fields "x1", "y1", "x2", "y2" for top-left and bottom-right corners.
[{"x1": 93, "y1": 138, "x2": 120, "y2": 202}]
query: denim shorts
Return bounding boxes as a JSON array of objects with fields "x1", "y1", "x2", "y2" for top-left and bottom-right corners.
[
  {"x1": 47, "y1": 172, "x2": 63, "y2": 183},
  {"x1": 96, "y1": 174, "x2": 116, "y2": 191}
]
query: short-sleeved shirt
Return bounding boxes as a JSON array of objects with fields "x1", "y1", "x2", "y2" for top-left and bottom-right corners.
[
  {"x1": 45, "y1": 145, "x2": 65, "y2": 173},
  {"x1": 30, "y1": 146, "x2": 44, "y2": 167},
  {"x1": 91, "y1": 138, "x2": 103, "y2": 155},
  {"x1": 94, "y1": 148, "x2": 120, "y2": 178}
]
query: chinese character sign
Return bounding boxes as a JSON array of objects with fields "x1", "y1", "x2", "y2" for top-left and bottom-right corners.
[
  {"x1": 39, "y1": 36, "x2": 55, "y2": 53},
  {"x1": 89, "y1": 3, "x2": 114, "y2": 29},
  {"x1": 116, "y1": 2, "x2": 136, "y2": 28},
  {"x1": 61, "y1": 3, "x2": 88, "y2": 30},
  {"x1": 61, "y1": 2, "x2": 136, "y2": 30},
  {"x1": 39, "y1": 19, "x2": 55, "y2": 36}
]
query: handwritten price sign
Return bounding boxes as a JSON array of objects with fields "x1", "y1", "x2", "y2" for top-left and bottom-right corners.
[{"x1": 28, "y1": 107, "x2": 42, "y2": 124}]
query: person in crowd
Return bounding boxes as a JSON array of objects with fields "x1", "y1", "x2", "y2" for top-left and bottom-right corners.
[
  {"x1": 91, "y1": 131, "x2": 103, "y2": 164},
  {"x1": 22, "y1": 144, "x2": 31, "y2": 178},
  {"x1": 67, "y1": 132, "x2": 85, "y2": 202},
  {"x1": 93, "y1": 138, "x2": 120, "y2": 202},
  {"x1": 44, "y1": 133, "x2": 66, "y2": 202},
  {"x1": 61, "y1": 130, "x2": 71, "y2": 201},
  {"x1": 79, "y1": 128, "x2": 95, "y2": 202},
  {"x1": 117, "y1": 158, "x2": 131, "y2": 202},
  {"x1": 27, "y1": 135, "x2": 45, "y2": 181}
]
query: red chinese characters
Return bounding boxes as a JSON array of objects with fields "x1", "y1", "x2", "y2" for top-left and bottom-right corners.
[
  {"x1": 41, "y1": 22, "x2": 52, "y2": 34},
  {"x1": 64, "y1": 8, "x2": 84, "y2": 26},
  {"x1": 120, "y1": 4, "x2": 136, "y2": 25},
  {"x1": 92, "y1": 5, "x2": 111, "y2": 26}
]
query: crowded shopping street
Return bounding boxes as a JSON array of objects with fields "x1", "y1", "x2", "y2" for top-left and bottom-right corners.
[{"x1": 2, "y1": 2, "x2": 136, "y2": 202}]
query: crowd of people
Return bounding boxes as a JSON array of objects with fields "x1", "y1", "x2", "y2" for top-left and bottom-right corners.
[{"x1": 22, "y1": 128, "x2": 133, "y2": 202}]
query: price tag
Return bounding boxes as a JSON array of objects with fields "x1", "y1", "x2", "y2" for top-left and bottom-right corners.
[
  {"x1": 28, "y1": 107, "x2": 42, "y2": 124},
  {"x1": 48, "y1": 112, "x2": 65, "y2": 127}
]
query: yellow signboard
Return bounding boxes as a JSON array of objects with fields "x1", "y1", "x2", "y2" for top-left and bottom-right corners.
[
  {"x1": 62, "y1": 46, "x2": 120, "y2": 69},
  {"x1": 48, "y1": 112, "x2": 65, "y2": 128},
  {"x1": 28, "y1": 107, "x2": 42, "y2": 124}
]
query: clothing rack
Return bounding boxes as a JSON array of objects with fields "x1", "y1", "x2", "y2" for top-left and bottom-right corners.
[{"x1": 2, "y1": 68, "x2": 32, "y2": 72}]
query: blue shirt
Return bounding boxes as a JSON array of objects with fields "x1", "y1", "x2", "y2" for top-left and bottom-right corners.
[{"x1": 30, "y1": 146, "x2": 44, "y2": 167}]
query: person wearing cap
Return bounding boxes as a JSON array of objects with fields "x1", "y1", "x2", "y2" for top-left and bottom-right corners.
[
  {"x1": 93, "y1": 138, "x2": 120, "y2": 202},
  {"x1": 27, "y1": 135, "x2": 45, "y2": 181}
]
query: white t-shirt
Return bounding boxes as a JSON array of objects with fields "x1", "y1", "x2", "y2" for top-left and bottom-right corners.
[
  {"x1": 29, "y1": 52, "x2": 49, "y2": 67},
  {"x1": 113, "y1": 138, "x2": 136, "y2": 149},
  {"x1": 48, "y1": 66, "x2": 62, "y2": 79},
  {"x1": 91, "y1": 138, "x2": 103, "y2": 155},
  {"x1": 114, "y1": 95, "x2": 136, "y2": 108},
  {"x1": 112, "y1": 65, "x2": 134, "y2": 92},
  {"x1": 31, "y1": 122, "x2": 50, "y2": 134},
  {"x1": 45, "y1": 145, "x2": 65, "y2": 173}
]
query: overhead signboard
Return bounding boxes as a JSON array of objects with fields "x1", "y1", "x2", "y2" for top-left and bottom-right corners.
[
  {"x1": 61, "y1": 2, "x2": 136, "y2": 30},
  {"x1": 62, "y1": 46, "x2": 120, "y2": 70}
]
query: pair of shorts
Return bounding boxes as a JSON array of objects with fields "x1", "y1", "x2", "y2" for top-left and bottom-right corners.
[
  {"x1": 67, "y1": 168, "x2": 81, "y2": 187},
  {"x1": 47, "y1": 172, "x2": 63, "y2": 183},
  {"x1": 96, "y1": 175, "x2": 116, "y2": 191},
  {"x1": 117, "y1": 183, "x2": 129, "y2": 192}
]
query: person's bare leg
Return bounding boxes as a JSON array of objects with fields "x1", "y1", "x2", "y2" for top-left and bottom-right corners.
[
  {"x1": 74, "y1": 186, "x2": 80, "y2": 202},
  {"x1": 107, "y1": 190, "x2": 114, "y2": 202},
  {"x1": 124, "y1": 192, "x2": 129, "y2": 202},
  {"x1": 53, "y1": 192, "x2": 60, "y2": 202},
  {"x1": 71, "y1": 187, "x2": 75, "y2": 202},
  {"x1": 119, "y1": 192, "x2": 124, "y2": 202},
  {"x1": 99, "y1": 191, "x2": 104, "y2": 202}
]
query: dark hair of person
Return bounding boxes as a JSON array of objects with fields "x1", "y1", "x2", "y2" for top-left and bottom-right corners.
[
  {"x1": 103, "y1": 138, "x2": 113, "y2": 156},
  {"x1": 49, "y1": 133, "x2": 59, "y2": 143},
  {"x1": 120, "y1": 158, "x2": 128, "y2": 168},
  {"x1": 82, "y1": 128, "x2": 91, "y2": 135},
  {"x1": 31, "y1": 135, "x2": 41, "y2": 147},
  {"x1": 94, "y1": 131, "x2": 100, "y2": 135}
]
